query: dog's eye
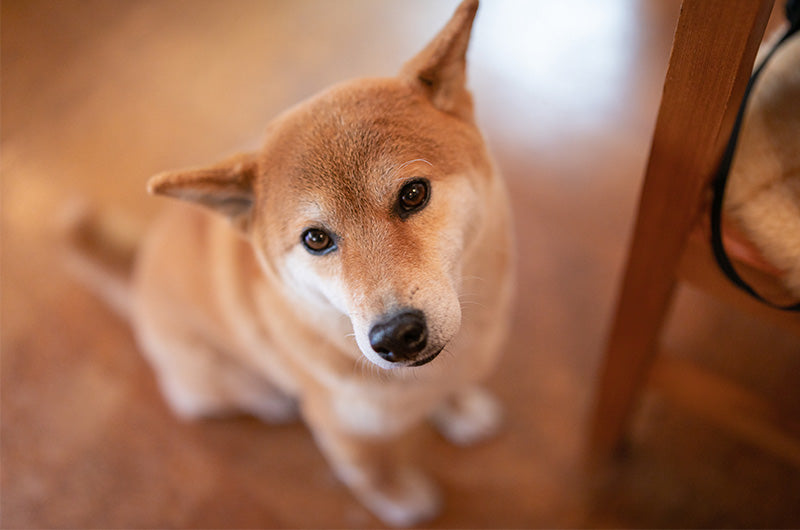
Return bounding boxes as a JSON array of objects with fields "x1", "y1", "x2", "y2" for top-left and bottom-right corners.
[
  {"x1": 302, "y1": 228, "x2": 336, "y2": 255},
  {"x1": 397, "y1": 179, "x2": 430, "y2": 216}
]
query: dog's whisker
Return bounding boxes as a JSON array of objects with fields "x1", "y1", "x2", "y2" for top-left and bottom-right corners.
[
  {"x1": 458, "y1": 292, "x2": 486, "y2": 308},
  {"x1": 354, "y1": 354, "x2": 390, "y2": 383},
  {"x1": 459, "y1": 295, "x2": 484, "y2": 302},
  {"x1": 397, "y1": 158, "x2": 433, "y2": 172},
  {"x1": 386, "y1": 158, "x2": 434, "y2": 183},
  {"x1": 354, "y1": 355, "x2": 376, "y2": 380},
  {"x1": 458, "y1": 294, "x2": 481, "y2": 302}
]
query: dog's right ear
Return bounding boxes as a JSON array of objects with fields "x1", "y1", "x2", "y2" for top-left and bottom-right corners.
[
  {"x1": 147, "y1": 152, "x2": 258, "y2": 233},
  {"x1": 399, "y1": 0, "x2": 479, "y2": 122}
]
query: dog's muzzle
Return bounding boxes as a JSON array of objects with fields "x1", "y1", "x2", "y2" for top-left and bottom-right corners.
[{"x1": 368, "y1": 309, "x2": 438, "y2": 365}]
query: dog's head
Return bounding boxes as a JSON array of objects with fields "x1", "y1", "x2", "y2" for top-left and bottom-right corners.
[{"x1": 148, "y1": 0, "x2": 493, "y2": 369}]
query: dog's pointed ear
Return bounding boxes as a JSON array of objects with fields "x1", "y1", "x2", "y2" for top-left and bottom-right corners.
[
  {"x1": 147, "y1": 152, "x2": 258, "y2": 233},
  {"x1": 399, "y1": 0, "x2": 479, "y2": 121}
]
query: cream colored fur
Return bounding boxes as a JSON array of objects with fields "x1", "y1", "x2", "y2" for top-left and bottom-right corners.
[{"x1": 725, "y1": 30, "x2": 800, "y2": 297}]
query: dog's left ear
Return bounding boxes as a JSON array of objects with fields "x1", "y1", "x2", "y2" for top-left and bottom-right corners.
[
  {"x1": 147, "y1": 152, "x2": 258, "y2": 233},
  {"x1": 399, "y1": 0, "x2": 479, "y2": 122}
]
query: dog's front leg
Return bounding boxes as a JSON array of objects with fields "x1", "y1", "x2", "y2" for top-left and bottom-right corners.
[{"x1": 303, "y1": 398, "x2": 440, "y2": 527}]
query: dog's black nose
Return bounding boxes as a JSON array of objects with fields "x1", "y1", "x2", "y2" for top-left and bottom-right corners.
[{"x1": 369, "y1": 310, "x2": 428, "y2": 363}]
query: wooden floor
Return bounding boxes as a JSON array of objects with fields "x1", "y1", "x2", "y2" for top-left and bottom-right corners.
[{"x1": 2, "y1": 0, "x2": 800, "y2": 527}]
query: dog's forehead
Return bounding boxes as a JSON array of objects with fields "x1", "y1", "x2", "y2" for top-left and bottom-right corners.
[{"x1": 265, "y1": 80, "x2": 452, "y2": 203}]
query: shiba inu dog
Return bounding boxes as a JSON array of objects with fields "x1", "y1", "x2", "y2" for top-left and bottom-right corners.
[{"x1": 64, "y1": 0, "x2": 513, "y2": 525}]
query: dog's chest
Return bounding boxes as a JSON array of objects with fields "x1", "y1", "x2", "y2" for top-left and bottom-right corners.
[{"x1": 331, "y1": 382, "x2": 440, "y2": 437}]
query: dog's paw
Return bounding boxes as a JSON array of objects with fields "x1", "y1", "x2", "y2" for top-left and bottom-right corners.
[
  {"x1": 348, "y1": 466, "x2": 441, "y2": 528},
  {"x1": 431, "y1": 386, "x2": 503, "y2": 446}
]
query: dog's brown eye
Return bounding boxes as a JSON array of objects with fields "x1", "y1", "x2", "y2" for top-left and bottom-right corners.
[
  {"x1": 302, "y1": 228, "x2": 335, "y2": 255},
  {"x1": 398, "y1": 179, "x2": 430, "y2": 216}
]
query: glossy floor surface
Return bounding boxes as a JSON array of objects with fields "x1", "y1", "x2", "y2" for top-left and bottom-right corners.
[{"x1": 3, "y1": 0, "x2": 800, "y2": 527}]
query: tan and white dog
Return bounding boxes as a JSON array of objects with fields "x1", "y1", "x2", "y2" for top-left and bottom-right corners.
[{"x1": 65, "y1": 0, "x2": 513, "y2": 525}]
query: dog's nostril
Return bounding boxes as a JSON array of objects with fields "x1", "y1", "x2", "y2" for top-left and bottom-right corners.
[
  {"x1": 401, "y1": 326, "x2": 424, "y2": 348},
  {"x1": 368, "y1": 310, "x2": 428, "y2": 362}
]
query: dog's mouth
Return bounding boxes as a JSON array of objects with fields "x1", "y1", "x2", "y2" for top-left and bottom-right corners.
[{"x1": 408, "y1": 345, "x2": 444, "y2": 367}]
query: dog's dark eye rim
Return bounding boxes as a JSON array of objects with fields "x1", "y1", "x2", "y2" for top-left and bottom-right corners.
[
  {"x1": 301, "y1": 228, "x2": 336, "y2": 255},
  {"x1": 397, "y1": 178, "x2": 430, "y2": 218}
]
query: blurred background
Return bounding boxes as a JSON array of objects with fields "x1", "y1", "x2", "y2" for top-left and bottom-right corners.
[{"x1": 2, "y1": 0, "x2": 799, "y2": 527}]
